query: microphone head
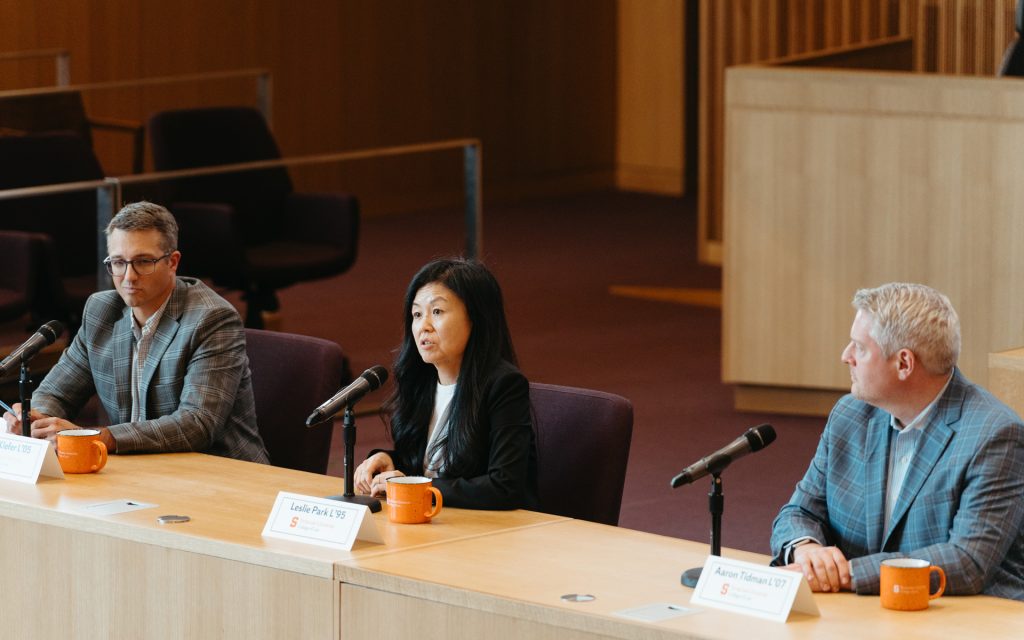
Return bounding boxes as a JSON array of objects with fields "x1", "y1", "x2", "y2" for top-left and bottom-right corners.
[
  {"x1": 38, "y1": 320, "x2": 64, "y2": 345},
  {"x1": 362, "y1": 365, "x2": 388, "y2": 390},
  {"x1": 744, "y1": 423, "x2": 776, "y2": 451}
]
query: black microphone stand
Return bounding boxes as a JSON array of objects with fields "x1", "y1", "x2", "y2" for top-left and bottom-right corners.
[
  {"x1": 19, "y1": 361, "x2": 32, "y2": 438},
  {"x1": 327, "y1": 406, "x2": 381, "y2": 512},
  {"x1": 681, "y1": 472, "x2": 724, "y2": 588}
]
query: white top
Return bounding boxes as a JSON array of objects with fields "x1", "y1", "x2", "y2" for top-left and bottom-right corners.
[{"x1": 423, "y1": 381, "x2": 456, "y2": 477}]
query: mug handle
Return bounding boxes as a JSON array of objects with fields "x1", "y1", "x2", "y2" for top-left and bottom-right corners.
[
  {"x1": 425, "y1": 487, "x2": 443, "y2": 518},
  {"x1": 929, "y1": 566, "x2": 946, "y2": 599},
  {"x1": 91, "y1": 440, "x2": 108, "y2": 472}
]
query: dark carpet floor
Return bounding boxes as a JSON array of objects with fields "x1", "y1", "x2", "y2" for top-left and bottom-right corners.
[{"x1": 256, "y1": 190, "x2": 828, "y2": 555}]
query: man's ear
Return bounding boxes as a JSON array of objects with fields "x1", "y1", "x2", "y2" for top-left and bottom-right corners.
[{"x1": 896, "y1": 348, "x2": 915, "y2": 380}]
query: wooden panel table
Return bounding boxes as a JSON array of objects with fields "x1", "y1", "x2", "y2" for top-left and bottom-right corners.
[
  {"x1": 336, "y1": 519, "x2": 1024, "y2": 640},
  {"x1": 0, "y1": 453, "x2": 566, "y2": 640}
]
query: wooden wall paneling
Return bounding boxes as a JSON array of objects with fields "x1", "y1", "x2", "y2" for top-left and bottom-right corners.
[
  {"x1": 943, "y1": 0, "x2": 957, "y2": 73},
  {"x1": 696, "y1": 0, "x2": 712, "y2": 262},
  {"x1": 749, "y1": 0, "x2": 764, "y2": 60},
  {"x1": 1, "y1": 1, "x2": 620, "y2": 216},
  {"x1": 697, "y1": 0, "x2": 726, "y2": 263},
  {"x1": 968, "y1": 0, "x2": 979, "y2": 73},
  {"x1": 989, "y1": 0, "x2": 1005, "y2": 71},
  {"x1": 0, "y1": 1, "x2": 91, "y2": 89},
  {"x1": 991, "y1": 0, "x2": 1005, "y2": 71},
  {"x1": 615, "y1": 0, "x2": 684, "y2": 195},
  {"x1": 996, "y1": 0, "x2": 1016, "y2": 70},
  {"x1": 881, "y1": 0, "x2": 896, "y2": 34},
  {"x1": 849, "y1": 0, "x2": 861, "y2": 42},
  {"x1": 0, "y1": 55, "x2": 54, "y2": 91},
  {"x1": 0, "y1": 1, "x2": 48, "y2": 89},
  {"x1": 917, "y1": 0, "x2": 936, "y2": 71}
]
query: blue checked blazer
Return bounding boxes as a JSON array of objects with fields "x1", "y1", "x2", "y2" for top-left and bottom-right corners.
[
  {"x1": 33, "y1": 277, "x2": 269, "y2": 463},
  {"x1": 770, "y1": 369, "x2": 1024, "y2": 600}
]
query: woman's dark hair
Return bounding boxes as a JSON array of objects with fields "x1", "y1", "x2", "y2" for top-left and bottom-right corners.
[{"x1": 384, "y1": 257, "x2": 517, "y2": 477}]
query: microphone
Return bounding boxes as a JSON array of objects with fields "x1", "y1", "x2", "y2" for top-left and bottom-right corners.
[
  {"x1": 0, "y1": 320, "x2": 64, "y2": 378},
  {"x1": 305, "y1": 365, "x2": 388, "y2": 426},
  {"x1": 670, "y1": 424, "x2": 776, "y2": 488}
]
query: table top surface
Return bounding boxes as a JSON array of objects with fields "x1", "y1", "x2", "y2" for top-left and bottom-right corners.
[
  {"x1": 0, "y1": 452, "x2": 566, "y2": 578},
  {"x1": 337, "y1": 519, "x2": 1024, "y2": 639}
]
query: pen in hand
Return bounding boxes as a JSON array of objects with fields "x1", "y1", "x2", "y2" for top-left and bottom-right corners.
[{"x1": 0, "y1": 399, "x2": 17, "y2": 435}]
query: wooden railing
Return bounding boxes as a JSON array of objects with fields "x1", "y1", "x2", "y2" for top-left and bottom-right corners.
[{"x1": 698, "y1": 0, "x2": 1018, "y2": 264}]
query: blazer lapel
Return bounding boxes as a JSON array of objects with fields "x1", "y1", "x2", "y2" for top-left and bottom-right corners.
[
  {"x1": 863, "y1": 411, "x2": 891, "y2": 552},
  {"x1": 882, "y1": 371, "x2": 963, "y2": 547}
]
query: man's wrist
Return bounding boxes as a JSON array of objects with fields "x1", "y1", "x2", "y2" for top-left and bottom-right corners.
[{"x1": 784, "y1": 537, "x2": 820, "y2": 564}]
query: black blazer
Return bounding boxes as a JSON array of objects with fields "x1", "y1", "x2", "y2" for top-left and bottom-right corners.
[{"x1": 381, "y1": 360, "x2": 539, "y2": 510}]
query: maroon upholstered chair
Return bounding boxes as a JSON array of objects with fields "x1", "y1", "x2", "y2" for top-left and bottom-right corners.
[
  {"x1": 0, "y1": 90, "x2": 145, "y2": 173},
  {"x1": 0, "y1": 132, "x2": 105, "y2": 331},
  {"x1": 148, "y1": 106, "x2": 360, "y2": 328},
  {"x1": 530, "y1": 383, "x2": 634, "y2": 525},
  {"x1": 245, "y1": 329, "x2": 349, "y2": 474},
  {"x1": 0, "y1": 231, "x2": 40, "y2": 323}
]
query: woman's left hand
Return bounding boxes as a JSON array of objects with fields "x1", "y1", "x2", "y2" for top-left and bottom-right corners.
[{"x1": 370, "y1": 469, "x2": 406, "y2": 497}]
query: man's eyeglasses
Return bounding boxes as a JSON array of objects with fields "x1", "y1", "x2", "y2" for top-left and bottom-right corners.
[{"x1": 103, "y1": 253, "x2": 172, "y2": 277}]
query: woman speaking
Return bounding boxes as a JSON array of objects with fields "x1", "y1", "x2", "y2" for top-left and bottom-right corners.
[{"x1": 354, "y1": 257, "x2": 538, "y2": 510}]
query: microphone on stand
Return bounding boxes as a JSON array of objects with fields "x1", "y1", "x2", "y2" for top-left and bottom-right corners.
[
  {"x1": 309, "y1": 365, "x2": 389, "y2": 513},
  {"x1": 0, "y1": 320, "x2": 64, "y2": 378},
  {"x1": 670, "y1": 424, "x2": 777, "y2": 488},
  {"x1": 306, "y1": 366, "x2": 388, "y2": 426},
  {"x1": 670, "y1": 424, "x2": 777, "y2": 588}
]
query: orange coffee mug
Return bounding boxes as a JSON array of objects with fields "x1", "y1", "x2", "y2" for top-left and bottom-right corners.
[
  {"x1": 386, "y1": 476, "x2": 442, "y2": 524},
  {"x1": 880, "y1": 558, "x2": 945, "y2": 611},
  {"x1": 56, "y1": 429, "x2": 108, "y2": 474}
]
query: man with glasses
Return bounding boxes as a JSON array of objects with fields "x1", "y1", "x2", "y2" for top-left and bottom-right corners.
[{"x1": 3, "y1": 201, "x2": 268, "y2": 462}]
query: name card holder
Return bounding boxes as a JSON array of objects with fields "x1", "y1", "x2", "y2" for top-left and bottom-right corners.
[
  {"x1": 262, "y1": 491, "x2": 383, "y2": 551},
  {"x1": 689, "y1": 556, "x2": 819, "y2": 622},
  {"x1": 0, "y1": 432, "x2": 64, "y2": 483}
]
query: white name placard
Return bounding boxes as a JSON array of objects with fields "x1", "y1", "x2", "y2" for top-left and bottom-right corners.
[
  {"x1": 689, "y1": 556, "x2": 819, "y2": 622},
  {"x1": 262, "y1": 491, "x2": 382, "y2": 551},
  {"x1": 0, "y1": 432, "x2": 64, "y2": 484}
]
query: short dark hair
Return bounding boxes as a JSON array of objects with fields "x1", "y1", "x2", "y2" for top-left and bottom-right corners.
[{"x1": 105, "y1": 201, "x2": 179, "y2": 254}]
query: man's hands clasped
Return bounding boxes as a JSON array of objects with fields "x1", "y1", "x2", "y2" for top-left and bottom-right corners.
[{"x1": 785, "y1": 542, "x2": 852, "y2": 593}]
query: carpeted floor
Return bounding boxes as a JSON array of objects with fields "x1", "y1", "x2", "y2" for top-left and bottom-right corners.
[{"x1": 256, "y1": 190, "x2": 830, "y2": 555}]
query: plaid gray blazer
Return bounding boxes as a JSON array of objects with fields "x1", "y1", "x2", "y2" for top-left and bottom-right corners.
[{"x1": 33, "y1": 277, "x2": 268, "y2": 463}]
